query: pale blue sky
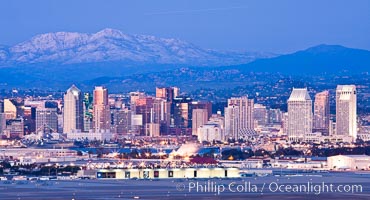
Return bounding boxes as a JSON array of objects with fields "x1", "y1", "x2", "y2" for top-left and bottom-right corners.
[{"x1": 0, "y1": 0, "x2": 369, "y2": 53}]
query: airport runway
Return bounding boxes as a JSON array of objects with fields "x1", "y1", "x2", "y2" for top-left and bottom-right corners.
[{"x1": 1, "y1": 173, "x2": 370, "y2": 200}]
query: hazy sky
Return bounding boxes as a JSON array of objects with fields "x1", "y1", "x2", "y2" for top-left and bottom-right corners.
[{"x1": 1, "y1": 0, "x2": 369, "y2": 53}]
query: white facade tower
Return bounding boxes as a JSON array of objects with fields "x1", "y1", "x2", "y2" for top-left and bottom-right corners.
[
  {"x1": 336, "y1": 85, "x2": 357, "y2": 140},
  {"x1": 287, "y1": 88, "x2": 312, "y2": 142}
]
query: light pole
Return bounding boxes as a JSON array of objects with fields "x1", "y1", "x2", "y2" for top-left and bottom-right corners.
[{"x1": 55, "y1": 163, "x2": 59, "y2": 176}]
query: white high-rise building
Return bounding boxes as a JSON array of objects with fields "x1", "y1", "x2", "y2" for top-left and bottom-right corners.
[
  {"x1": 227, "y1": 97, "x2": 254, "y2": 130},
  {"x1": 336, "y1": 85, "x2": 357, "y2": 140},
  {"x1": 287, "y1": 88, "x2": 312, "y2": 142},
  {"x1": 224, "y1": 105, "x2": 240, "y2": 139},
  {"x1": 63, "y1": 85, "x2": 84, "y2": 133}
]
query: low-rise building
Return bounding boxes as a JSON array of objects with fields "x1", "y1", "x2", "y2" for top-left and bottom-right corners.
[
  {"x1": 327, "y1": 155, "x2": 370, "y2": 170},
  {"x1": 67, "y1": 129, "x2": 113, "y2": 141},
  {"x1": 92, "y1": 167, "x2": 240, "y2": 179},
  {"x1": 197, "y1": 123, "x2": 224, "y2": 143}
]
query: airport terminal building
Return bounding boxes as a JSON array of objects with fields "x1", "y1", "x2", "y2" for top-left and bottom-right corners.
[{"x1": 79, "y1": 168, "x2": 240, "y2": 179}]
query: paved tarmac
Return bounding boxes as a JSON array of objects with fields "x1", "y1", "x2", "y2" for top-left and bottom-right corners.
[{"x1": 1, "y1": 173, "x2": 370, "y2": 200}]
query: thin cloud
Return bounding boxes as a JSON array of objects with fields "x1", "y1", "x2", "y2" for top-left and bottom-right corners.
[{"x1": 144, "y1": 6, "x2": 248, "y2": 16}]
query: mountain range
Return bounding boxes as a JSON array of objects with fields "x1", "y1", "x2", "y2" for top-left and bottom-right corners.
[
  {"x1": 0, "y1": 28, "x2": 273, "y2": 67},
  {"x1": 0, "y1": 28, "x2": 369, "y2": 90},
  {"x1": 234, "y1": 44, "x2": 370, "y2": 74}
]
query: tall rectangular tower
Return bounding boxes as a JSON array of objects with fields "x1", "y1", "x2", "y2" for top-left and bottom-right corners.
[
  {"x1": 192, "y1": 109, "x2": 208, "y2": 136},
  {"x1": 287, "y1": 88, "x2": 312, "y2": 142},
  {"x1": 36, "y1": 107, "x2": 58, "y2": 134},
  {"x1": 224, "y1": 105, "x2": 240, "y2": 139},
  {"x1": 336, "y1": 85, "x2": 357, "y2": 140},
  {"x1": 63, "y1": 85, "x2": 84, "y2": 133},
  {"x1": 227, "y1": 96, "x2": 254, "y2": 130},
  {"x1": 93, "y1": 86, "x2": 111, "y2": 132},
  {"x1": 313, "y1": 90, "x2": 330, "y2": 135}
]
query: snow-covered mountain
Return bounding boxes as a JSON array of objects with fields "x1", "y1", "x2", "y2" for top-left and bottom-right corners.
[{"x1": 0, "y1": 28, "x2": 274, "y2": 67}]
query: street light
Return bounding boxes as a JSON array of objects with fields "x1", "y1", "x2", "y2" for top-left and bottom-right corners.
[{"x1": 55, "y1": 163, "x2": 59, "y2": 176}]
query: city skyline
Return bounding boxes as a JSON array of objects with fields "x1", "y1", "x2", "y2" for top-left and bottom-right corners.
[
  {"x1": 0, "y1": 84, "x2": 363, "y2": 141},
  {"x1": 0, "y1": 1, "x2": 369, "y2": 199}
]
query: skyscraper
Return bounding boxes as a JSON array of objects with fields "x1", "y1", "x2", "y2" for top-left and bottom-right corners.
[
  {"x1": 152, "y1": 98, "x2": 171, "y2": 135},
  {"x1": 254, "y1": 104, "x2": 268, "y2": 126},
  {"x1": 192, "y1": 109, "x2": 208, "y2": 136},
  {"x1": 287, "y1": 88, "x2": 312, "y2": 142},
  {"x1": 156, "y1": 87, "x2": 179, "y2": 102},
  {"x1": 336, "y1": 85, "x2": 357, "y2": 140},
  {"x1": 93, "y1": 86, "x2": 111, "y2": 132},
  {"x1": 0, "y1": 113, "x2": 5, "y2": 135},
  {"x1": 227, "y1": 96, "x2": 254, "y2": 130},
  {"x1": 112, "y1": 108, "x2": 131, "y2": 137},
  {"x1": 129, "y1": 92, "x2": 145, "y2": 113},
  {"x1": 23, "y1": 106, "x2": 36, "y2": 135},
  {"x1": 4, "y1": 99, "x2": 17, "y2": 120},
  {"x1": 172, "y1": 97, "x2": 193, "y2": 129},
  {"x1": 267, "y1": 109, "x2": 283, "y2": 124},
  {"x1": 63, "y1": 85, "x2": 84, "y2": 133},
  {"x1": 313, "y1": 90, "x2": 330, "y2": 135},
  {"x1": 36, "y1": 107, "x2": 58, "y2": 134},
  {"x1": 83, "y1": 93, "x2": 93, "y2": 132},
  {"x1": 224, "y1": 105, "x2": 240, "y2": 139},
  {"x1": 0, "y1": 100, "x2": 3, "y2": 113},
  {"x1": 135, "y1": 97, "x2": 154, "y2": 135},
  {"x1": 191, "y1": 101, "x2": 212, "y2": 119}
]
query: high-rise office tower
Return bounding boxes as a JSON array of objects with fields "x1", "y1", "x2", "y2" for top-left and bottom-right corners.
[
  {"x1": 4, "y1": 99, "x2": 17, "y2": 120},
  {"x1": 287, "y1": 88, "x2": 312, "y2": 142},
  {"x1": 282, "y1": 112, "x2": 289, "y2": 134},
  {"x1": 227, "y1": 96, "x2": 254, "y2": 130},
  {"x1": 93, "y1": 86, "x2": 111, "y2": 132},
  {"x1": 63, "y1": 85, "x2": 84, "y2": 133},
  {"x1": 83, "y1": 93, "x2": 93, "y2": 132},
  {"x1": 268, "y1": 109, "x2": 283, "y2": 124},
  {"x1": 156, "y1": 87, "x2": 179, "y2": 102},
  {"x1": 0, "y1": 100, "x2": 3, "y2": 113},
  {"x1": 191, "y1": 101, "x2": 212, "y2": 119},
  {"x1": 152, "y1": 98, "x2": 171, "y2": 135},
  {"x1": 0, "y1": 113, "x2": 5, "y2": 135},
  {"x1": 112, "y1": 108, "x2": 131, "y2": 137},
  {"x1": 254, "y1": 104, "x2": 268, "y2": 126},
  {"x1": 145, "y1": 123, "x2": 160, "y2": 137},
  {"x1": 135, "y1": 97, "x2": 155, "y2": 135},
  {"x1": 23, "y1": 106, "x2": 36, "y2": 135},
  {"x1": 224, "y1": 105, "x2": 240, "y2": 139},
  {"x1": 36, "y1": 107, "x2": 58, "y2": 134},
  {"x1": 192, "y1": 109, "x2": 208, "y2": 136},
  {"x1": 313, "y1": 91, "x2": 330, "y2": 135},
  {"x1": 336, "y1": 85, "x2": 357, "y2": 140},
  {"x1": 172, "y1": 97, "x2": 193, "y2": 128},
  {"x1": 129, "y1": 92, "x2": 145, "y2": 113}
]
